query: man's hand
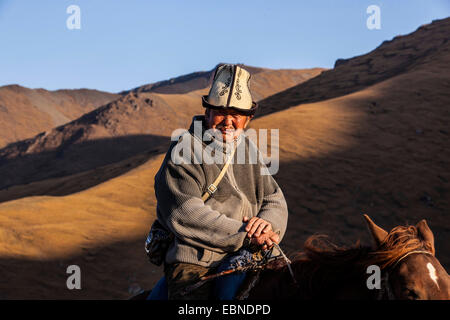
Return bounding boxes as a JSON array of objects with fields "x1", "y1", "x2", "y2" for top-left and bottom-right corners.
[
  {"x1": 249, "y1": 230, "x2": 280, "y2": 250},
  {"x1": 243, "y1": 216, "x2": 278, "y2": 250},
  {"x1": 243, "y1": 216, "x2": 272, "y2": 238}
]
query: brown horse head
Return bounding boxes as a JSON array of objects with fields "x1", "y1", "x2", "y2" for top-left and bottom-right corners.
[{"x1": 364, "y1": 214, "x2": 450, "y2": 300}]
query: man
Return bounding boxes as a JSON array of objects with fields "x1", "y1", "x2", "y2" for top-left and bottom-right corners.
[{"x1": 154, "y1": 64, "x2": 288, "y2": 299}]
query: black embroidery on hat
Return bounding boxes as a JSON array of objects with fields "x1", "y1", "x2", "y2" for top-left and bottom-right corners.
[
  {"x1": 215, "y1": 66, "x2": 232, "y2": 97},
  {"x1": 234, "y1": 68, "x2": 242, "y2": 100},
  {"x1": 219, "y1": 75, "x2": 231, "y2": 96}
]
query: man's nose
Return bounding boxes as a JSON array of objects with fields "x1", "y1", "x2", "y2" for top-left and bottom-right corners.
[{"x1": 224, "y1": 115, "x2": 233, "y2": 126}]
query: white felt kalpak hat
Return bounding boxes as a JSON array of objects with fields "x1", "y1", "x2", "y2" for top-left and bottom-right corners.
[{"x1": 202, "y1": 64, "x2": 258, "y2": 116}]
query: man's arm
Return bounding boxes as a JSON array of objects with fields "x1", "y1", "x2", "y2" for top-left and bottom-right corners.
[
  {"x1": 244, "y1": 137, "x2": 288, "y2": 242},
  {"x1": 255, "y1": 174, "x2": 289, "y2": 241},
  {"x1": 155, "y1": 159, "x2": 248, "y2": 254}
]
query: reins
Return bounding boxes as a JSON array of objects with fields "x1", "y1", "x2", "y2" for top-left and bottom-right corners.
[
  {"x1": 180, "y1": 243, "x2": 296, "y2": 297},
  {"x1": 273, "y1": 243, "x2": 297, "y2": 285}
]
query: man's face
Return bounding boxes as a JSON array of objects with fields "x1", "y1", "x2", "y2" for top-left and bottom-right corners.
[{"x1": 205, "y1": 108, "x2": 252, "y2": 142}]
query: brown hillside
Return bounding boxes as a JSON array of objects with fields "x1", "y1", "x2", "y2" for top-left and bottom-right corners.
[{"x1": 0, "y1": 85, "x2": 119, "y2": 148}]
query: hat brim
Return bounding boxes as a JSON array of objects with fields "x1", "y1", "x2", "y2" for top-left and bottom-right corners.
[{"x1": 202, "y1": 95, "x2": 258, "y2": 116}]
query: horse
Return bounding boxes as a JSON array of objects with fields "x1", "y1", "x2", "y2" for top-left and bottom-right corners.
[
  {"x1": 132, "y1": 214, "x2": 449, "y2": 300},
  {"x1": 245, "y1": 214, "x2": 449, "y2": 300}
]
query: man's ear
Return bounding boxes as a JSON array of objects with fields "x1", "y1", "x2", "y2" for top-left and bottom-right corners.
[
  {"x1": 205, "y1": 108, "x2": 211, "y2": 122},
  {"x1": 244, "y1": 115, "x2": 253, "y2": 128}
]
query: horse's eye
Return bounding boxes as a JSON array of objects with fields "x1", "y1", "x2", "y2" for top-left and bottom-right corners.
[{"x1": 406, "y1": 289, "x2": 419, "y2": 300}]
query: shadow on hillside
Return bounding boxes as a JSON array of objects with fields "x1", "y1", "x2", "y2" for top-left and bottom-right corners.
[
  {"x1": 255, "y1": 65, "x2": 407, "y2": 119},
  {"x1": 267, "y1": 78, "x2": 450, "y2": 271},
  {"x1": 0, "y1": 236, "x2": 163, "y2": 299},
  {"x1": 0, "y1": 134, "x2": 171, "y2": 203}
]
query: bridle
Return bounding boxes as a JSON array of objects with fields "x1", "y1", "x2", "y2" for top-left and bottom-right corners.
[{"x1": 377, "y1": 250, "x2": 434, "y2": 300}]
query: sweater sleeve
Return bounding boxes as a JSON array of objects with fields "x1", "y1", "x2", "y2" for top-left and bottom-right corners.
[
  {"x1": 155, "y1": 159, "x2": 248, "y2": 253},
  {"x1": 257, "y1": 173, "x2": 289, "y2": 241}
]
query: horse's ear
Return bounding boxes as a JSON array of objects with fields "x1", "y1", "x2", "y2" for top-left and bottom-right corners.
[
  {"x1": 363, "y1": 214, "x2": 388, "y2": 247},
  {"x1": 416, "y1": 219, "x2": 435, "y2": 255}
]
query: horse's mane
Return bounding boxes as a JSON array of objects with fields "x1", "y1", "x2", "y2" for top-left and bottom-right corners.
[
  {"x1": 264, "y1": 224, "x2": 432, "y2": 298},
  {"x1": 366, "y1": 225, "x2": 433, "y2": 269}
]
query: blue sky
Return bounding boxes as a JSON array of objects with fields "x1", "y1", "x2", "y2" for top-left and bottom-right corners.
[{"x1": 0, "y1": 0, "x2": 449, "y2": 93}]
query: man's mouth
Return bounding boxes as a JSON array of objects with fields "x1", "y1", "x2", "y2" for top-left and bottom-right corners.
[{"x1": 218, "y1": 127, "x2": 235, "y2": 134}]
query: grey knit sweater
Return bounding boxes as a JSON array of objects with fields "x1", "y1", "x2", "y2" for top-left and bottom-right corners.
[{"x1": 155, "y1": 115, "x2": 288, "y2": 268}]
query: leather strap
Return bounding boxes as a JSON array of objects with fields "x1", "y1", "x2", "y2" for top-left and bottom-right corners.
[{"x1": 201, "y1": 144, "x2": 237, "y2": 202}]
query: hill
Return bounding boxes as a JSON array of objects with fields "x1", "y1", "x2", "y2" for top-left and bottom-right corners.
[{"x1": 0, "y1": 85, "x2": 119, "y2": 148}]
